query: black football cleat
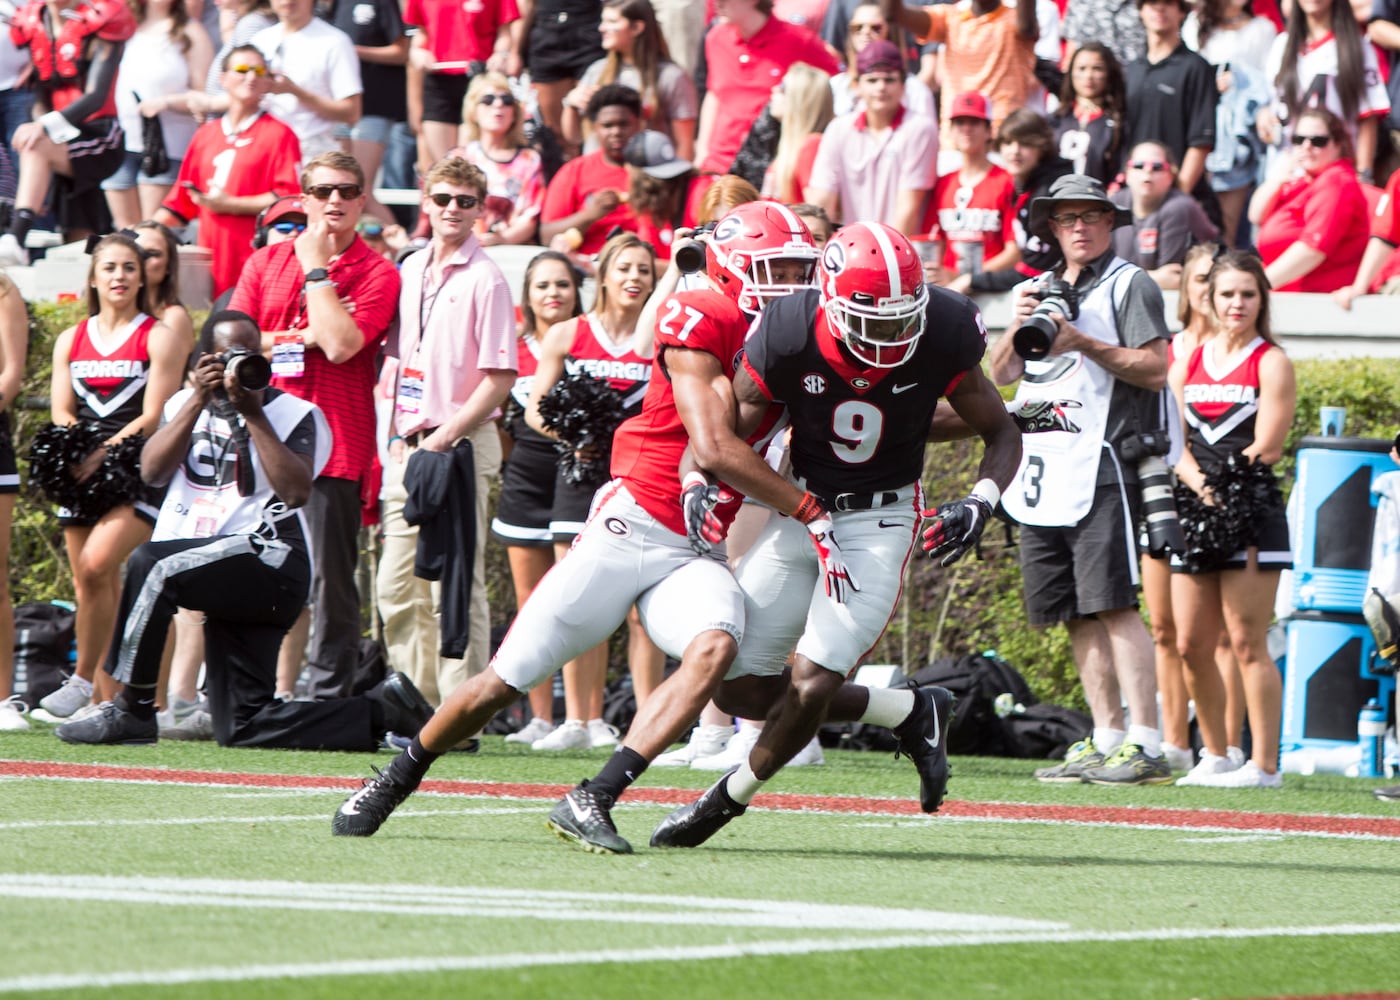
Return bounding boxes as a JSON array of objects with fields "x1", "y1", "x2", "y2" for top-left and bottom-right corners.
[
  {"x1": 894, "y1": 685, "x2": 955, "y2": 813},
  {"x1": 650, "y1": 772, "x2": 747, "y2": 849},
  {"x1": 332, "y1": 757, "x2": 420, "y2": 837},
  {"x1": 55, "y1": 701, "x2": 157, "y2": 746},
  {"x1": 546, "y1": 781, "x2": 633, "y2": 855}
]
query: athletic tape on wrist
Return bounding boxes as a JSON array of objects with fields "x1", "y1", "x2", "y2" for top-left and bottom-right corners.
[{"x1": 971, "y1": 478, "x2": 1000, "y2": 509}]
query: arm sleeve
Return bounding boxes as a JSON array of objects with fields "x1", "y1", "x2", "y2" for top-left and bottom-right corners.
[
  {"x1": 1183, "y1": 57, "x2": 1218, "y2": 149},
  {"x1": 282, "y1": 409, "x2": 317, "y2": 457},
  {"x1": 540, "y1": 159, "x2": 578, "y2": 223},
  {"x1": 348, "y1": 258, "x2": 402, "y2": 353},
  {"x1": 805, "y1": 126, "x2": 841, "y2": 195},
  {"x1": 898, "y1": 118, "x2": 940, "y2": 191},
  {"x1": 329, "y1": 31, "x2": 364, "y2": 99},
  {"x1": 473, "y1": 275, "x2": 520, "y2": 371},
  {"x1": 57, "y1": 37, "x2": 124, "y2": 126},
  {"x1": 1299, "y1": 172, "x2": 1363, "y2": 254},
  {"x1": 1114, "y1": 269, "x2": 1172, "y2": 347}
]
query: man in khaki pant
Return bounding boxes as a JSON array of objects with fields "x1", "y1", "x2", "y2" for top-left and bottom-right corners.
[{"x1": 377, "y1": 157, "x2": 517, "y2": 715}]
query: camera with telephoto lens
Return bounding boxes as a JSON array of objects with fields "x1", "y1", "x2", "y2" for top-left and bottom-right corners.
[
  {"x1": 1120, "y1": 429, "x2": 1185, "y2": 558},
  {"x1": 216, "y1": 347, "x2": 272, "y2": 392},
  {"x1": 1012, "y1": 276, "x2": 1080, "y2": 361},
  {"x1": 673, "y1": 221, "x2": 717, "y2": 275}
]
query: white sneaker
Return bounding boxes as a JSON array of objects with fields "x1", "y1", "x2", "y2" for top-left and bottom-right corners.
[
  {"x1": 0, "y1": 695, "x2": 29, "y2": 731},
  {"x1": 1162, "y1": 743, "x2": 1195, "y2": 772},
  {"x1": 788, "y1": 735, "x2": 825, "y2": 767},
  {"x1": 37, "y1": 675, "x2": 94, "y2": 720},
  {"x1": 532, "y1": 719, "x2": 590, "y2": 751},
  {"x1": 587, "y1": 719, "x2": 620, "y2": 749},
  {"x1": 505, "y1": 717, "x2": 555, "y2": 745},
  {"x1": 653, "y1": 724, "x2": 733, "y2": 766},
  {"x1": 1187, "y1": 760, "x2": 1283, "y2": 788},
  {"x1": 0, "y1": 233, "x2": 28, "y2": 267},
  {"x1": 1176, "y1": 746, "x2": 1246, "y2": 786},
  {"x1": 692, "y1": 723, "x2": 761, "y2": 771},
  {"x1": 163, "y1": 708, "x2": 214, "y2": 741},
  {"x1": 157, "y1": 696, "x2": 207, "y2": 731},
  {"x1": 37, "y1": 700, "x2": 106, "y2": 725}
]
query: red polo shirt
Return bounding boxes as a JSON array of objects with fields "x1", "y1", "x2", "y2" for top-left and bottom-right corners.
[
  {"x1": 405, "y1": 0, "x2": 519, "y2": 67},
  {"x1": 541, "y1": 151, "x2": 642, "y2": 255},
  {"x1": 701, "y1": 16, "x2": 838, "y2": 174},
  {"x1": 1256, "y1": 158, "x2": 1368, "y2": 294}
]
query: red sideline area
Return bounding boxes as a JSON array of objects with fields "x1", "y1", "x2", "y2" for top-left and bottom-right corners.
[{"x1": 7, "y1": 759, "x2": 1400, "y2": 839}]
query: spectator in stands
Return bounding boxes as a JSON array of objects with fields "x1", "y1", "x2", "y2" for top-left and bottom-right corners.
[
  {"x1": 157, "y1": 45, "x2": 303, "y2": 298},
  {"x1": 253, "y1": 0, "x2": 363, "y2": 157},
  {"x1": 1183, "y1": 0, "x2": 1276, "y2": 78},
  {"x1": 51, "y1": 311, "x2": 436, "y2": 750},
  {"x1": 1063, "y1": 0, "x2": 1147, "y2": 68},
  {"x1": 762, "y1": 62, "x2": 834, "y2": 203},
  {"x1": 407, "y1": 0, "x2": 519, "y2": 169},
  {"x1": 1111, "y1": 141, "x2": 1220, "y2": 289},
  {"x1": 1259, "y1": 0, "x2": 1389, "y2": 183},
  {"x1": 328, "y1": 0, "x2": 409, "y2": 226},
  {"x1": 1250, "y1": 107, "x2": 1368, "y2": 292},
  {"x1": 697, "y1": 175, "x2": 762, "y2": 225},
  {"x1": 625, "y1": 130, "x2": 701, "y2": 261},
  {"x1": 881, "y1": 0, "x2": 1038, "y2": 144},
  {"x1": 829, "y1": 3, "x2": 934, "y2": 119},
  {"x1": 924, "y1": 92, "x2": 1018, "y2": 293},
  {"x1": 1124, "y1": 0, "x2": 1219, "y2": 224},
  {"x1": 562, "y1": 0, "x2": 699, "y2": 162},
  {"x1": 378, "y1": 158, "x2": 516, "y2": 721},
  {"x1": 490, "y1": 250, "x2": 585, "y2": 747},
  {"x1": 1170, "y1": 250, "x2": 1294, "y2": 789},
  {"x1": 201, "y1": 0, "x2": 276, "y2": 102},
  {"x1": 697, "y1": 0, "x2": 839, "y2": 175},
  {"x1": 1049, "y1": 41, "x2": 1127, "y2": 185},
  {"x1": 1334, "y1": 160, "x2": 1400, "y2": 309},
  {"x1": 652, "y1": 0, "x2": 704, "y2": 78},
  {"x1": 133, "y1": 221, "x2": 195, "y2": 346},
  {"x1": 1372, "y1": 0, "x2": 1400, "y2": 183},
  {"x1": 0, "y1": 272, "x2": 28, "y2": 731},
  {"x1": 0, "y1": 34, "x2": 31, "y2": 226},
  {"x1": 541, "y1": 84, "x2": 645, "y2": 260},
  {"x1": 806, "y1": 39, "x2": 938, "y2": 231},
  {"x1": 452, "y1": 72, "x2": 546, "y2": 247},
  {"x1": 103, "y1": 0, "x2": 213, "y2": 230},
  {"x1": 229, "y1": 151, "x2": 401, "y2": 702},
  {"x1": 791, "y1": 201, "x2": 833, "y2": 246},
  {"x1": 518, "y1": 0, "x2": 603, "y2": 150},
  {"x1": 35, "y1": 233, "x2": 187, "y2": 720}
]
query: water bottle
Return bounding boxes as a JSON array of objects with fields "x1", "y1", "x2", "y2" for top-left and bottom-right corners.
[{"x1": 1359, "y1": 699, "x2": 1387, "y2": 778}]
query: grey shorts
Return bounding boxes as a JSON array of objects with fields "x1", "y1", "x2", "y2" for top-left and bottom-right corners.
[
  {"x1": 1019, "y1": 480, "x2": 1142, "y2": 625},
  {"x1": 332, "y1": 114, "x2": 394, "y2": 145},
  {"x1": 101, "y1": 149, "x2": 183, "y2": 190}
]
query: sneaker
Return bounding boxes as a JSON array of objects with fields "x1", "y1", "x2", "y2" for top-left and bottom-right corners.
[
  {"x1": 788, "y1": 735, "x2": 825, "y2": 767},
  {"x1": 0, "y1": 233, "x2": 28, "y2": 267},
  {"x1": 893, "y1": 685, "x2": 955, "y2": 812},
  {"x1": 1162, "y1": 743, "x2": 1195, "y2": 772},
  {"x1": 691, "y1": 723, "x2": 760, "y2": 771},
  {"x1": 1175, "y1": 747, "x2": 1245, "y2": 786},
  {"x1": 653, "y1": 724, "x2": 733, "y2": 767},
  {"x1": 1373, "y1": 783, "x2": 1400, "y2": 801},
  {"x1": 1034, "y1": 738, "x2": 1106, "y2": 783},
  {"x1": 55, "y1": 701, "x2": 157, "y2": 745},
  {"x1": 1080, "y1": 743, "x2": 1175, "y2": 785},
  {"x1": 0, "y1": 695, "x2": 29, "y2": 731},
  {"x1": 365, "y1": 672, "x2": 434, "y2": 738},
  {"x1": 162, "y1": 709, "x2": 214, "y2": 741},
  {"x1": 333, "y1": 756, "x2": 422, "y2": 836},
  {"x1": 546, "y1": 780, "x2": 632, "y2": 854},
  {"x1": 505, "y1": 717, "x2": 555, "y2": 745},
  {"x1": 38, "y1": 675, "x2": 94, "y2": 720},
  {"x1": 157, "y1": 696, "x2": 207, "y2": 733},
  {"x1": 532, "y1": 719, "x2": 590, "y2": 751},
  {"x1": 650, "y1": 772, "x2": 748, "y2": 849},
  {"x1": 587, "y1": 719, "x2": 620, "y2": 749},
  {"x1": 1186, "y1": 760, "x2": 1282, "y2": 789}
]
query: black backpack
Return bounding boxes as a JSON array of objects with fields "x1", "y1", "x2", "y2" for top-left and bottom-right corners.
[
  {"x1": 997, "y1": 703, "x2": 1093, "y2": 760},
  {"x1": 13, "y1": 602, "x2": 76, "y2": 709},
  {"x1": 908, "y1": 652, "x2": 1037, "y2": 756}
]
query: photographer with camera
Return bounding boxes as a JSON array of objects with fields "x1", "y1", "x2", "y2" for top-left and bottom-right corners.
[
  {"x1": 989, "y1": 173, "x2": 1176, "y2": 786},
  {"x1": 54, "y1": 311, "x2": 435, "y2": 749}
]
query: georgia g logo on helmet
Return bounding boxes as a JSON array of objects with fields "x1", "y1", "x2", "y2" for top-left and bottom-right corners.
[{"x1": 819, "y1": 222, "x2": 928, "y2": 369}]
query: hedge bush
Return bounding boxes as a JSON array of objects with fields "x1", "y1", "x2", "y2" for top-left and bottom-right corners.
[{"x1": 12, "y1": 304, "x2": 1400, "y2": 706}]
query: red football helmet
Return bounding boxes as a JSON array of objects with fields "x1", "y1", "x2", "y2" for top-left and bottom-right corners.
[
  {"x1": 706, "y1": 200, "x2": 818, "y2": 313},
  {"x1": 818, "y1": 221, "x2": 928, "y2": 368}
]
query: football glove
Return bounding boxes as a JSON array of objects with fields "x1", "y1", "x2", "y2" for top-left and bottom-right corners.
[
  {"x1": 921, "y1": 495, "x2": 995, "y2": 567},
  {"x1": 804, "y1": 513, "x2": 859, "y2": 603},
  {"x1": 681, "y1": 472, "x2": 734, "y2": 556},
  {"x1": 1010, "y1": 398, "x2": 1082, "y2": 434}
]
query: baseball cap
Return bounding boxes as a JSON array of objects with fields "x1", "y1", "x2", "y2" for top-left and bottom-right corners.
[
  {"x1": 624, "y1": 131, "x2": 693, "y2": 180},
  {"x1": 948, "y1": 92, "x2": 992, "y2": 122},
  {"x1": 262, "y1": 197, "x2": 307, "y2": 226},
  {"x1": 855, "y1": 39, "x2": 903, "y2": 76}
]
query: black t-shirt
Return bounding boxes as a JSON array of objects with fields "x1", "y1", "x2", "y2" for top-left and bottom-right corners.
[
  {"x1": 743, "y1": 288, "x2": 986, "y2": 498},
  {"x1": 1124, "y1": 43, "x2": 1218, "y2": 161},
  {"x1": 330, "y1": 0, "x2": 407, "y2": 122},
  {"x1": 1050, "y1": 109, "x2": 1122, "y2": 185}
]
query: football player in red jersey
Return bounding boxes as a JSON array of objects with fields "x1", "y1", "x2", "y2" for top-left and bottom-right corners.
[{"x1": 650, "y1": 221, "x2": 1023, "y2": 849}]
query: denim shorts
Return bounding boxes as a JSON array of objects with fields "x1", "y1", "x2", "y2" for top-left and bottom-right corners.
[
  {"x1": 101, "y1": 149, "x2": 184, "y2": 190},
  {"x1": 332, "y1": 114, "x2": 394, "y2": 145}
]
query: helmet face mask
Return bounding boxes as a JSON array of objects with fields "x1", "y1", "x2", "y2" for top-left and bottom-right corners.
[
  {"x1": 706, "y1": 202, "x2": 819, "y2": 313},
  {"x1": 819, "y1": 222, "x2": 929, "y2": 369}
]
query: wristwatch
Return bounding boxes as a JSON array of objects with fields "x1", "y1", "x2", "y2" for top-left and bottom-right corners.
[{"x1": 304, "y1": 267, "x2": 330, "y2": 283}]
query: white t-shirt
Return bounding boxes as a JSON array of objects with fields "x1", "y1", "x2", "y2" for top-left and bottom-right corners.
[
  {"x1": 115, "y1": 24, "x2": 202, "y2": 157},
  {"x1": 253, "y1": 17, "x2": 363, "y2": 156},
  {"x1": 1182, "y1": 13, "x2": 1277, "y2": 73}
]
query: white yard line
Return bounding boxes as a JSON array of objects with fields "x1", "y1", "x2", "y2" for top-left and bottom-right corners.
[{"x1": 0, "y1": 806, "x2": 544, "y2": 830}]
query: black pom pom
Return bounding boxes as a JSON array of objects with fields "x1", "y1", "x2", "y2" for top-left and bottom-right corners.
[
  {"x1": 535, "y1": 371, "x2": 627, "y2": 488},
  {"x1": 27, "y1": 423, "x2": 146, "y2": 520},
  {"x1": 1174, "y1": 453, "x2": 1284, "y2": 574}
]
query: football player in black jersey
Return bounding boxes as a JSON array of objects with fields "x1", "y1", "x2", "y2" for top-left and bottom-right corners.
[{"x1": 652, "y1": 221, "x2": 1022, "y2": 849}]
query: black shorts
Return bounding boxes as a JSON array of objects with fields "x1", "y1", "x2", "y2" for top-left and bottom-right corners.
[
  {"x1": 0, "y1": 412, "x2": 18, "y2": 494},
  {"x1": 1170, "y1": 500, "x2": 1292, "y2": 574},
  {"x1": 526, "y1": 12, "x2": 604, "y2": 83},
  {"x1": 1019, "y1": 480, "x2": 1142, "y2": 625},
  {"x1": 57, "y1": 484, "x2": 163, "y2": 529},
  {"x1": 491, "y1": 432, "x2": 557, "y2": 547},
  {"x1": 422, "y1": 71, "x2": 474, "y2": 125},
  {"x1": 67, "y1": 117, "x2": 126, "y2": 189}
]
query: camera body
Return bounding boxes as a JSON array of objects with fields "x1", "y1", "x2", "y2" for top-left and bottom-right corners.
[
  {"x1": 1118, "y1": 428, "x2": 1171, "y2": 463},
  {"x1": 216, "y1": 347, "x2": 272, "y2": 392},
  {"x1": 1012, "y1": 276, "x2": 1080, "y2": 361},
  {"x1": 673, "y1": 221, "x2": 717, "y2": 275},
  {"x1": 1119, "y1": 428, "x2": 1184, "y2": 557}
]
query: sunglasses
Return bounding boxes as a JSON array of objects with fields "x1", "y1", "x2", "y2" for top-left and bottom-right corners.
[
  {"x1": 479, "y1": 93, "x2": 516, "y2": 108},
  {"x1": 271, "y1": 221, "x2": 306, "y2": 234},
  {"x1": 304, "y1": 183, "x2": 363, "y2": 200},
  {"x1": 429, "y1": 192, "x2": 480, "y2": 209},
  {"x1": 1291, "y1": 134, "x2": 1331, "y2": 148},
  {"x1": 1129, "y1": 160, "x2": 1169, "y2": 172},
  {"x1": 1049, "y1": 208, "x2": 1112, "y2": 228},
  {"x1": 228, "y1": 64, "x2": 267, "y2": 76},
  {"x1": 849, "y1": 21, "x2": 886, "y2": 32}
]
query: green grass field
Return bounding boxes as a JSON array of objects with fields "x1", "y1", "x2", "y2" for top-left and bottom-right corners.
[{"x1": 4, "y1": 726, "x2": 1400, "y2": 999}]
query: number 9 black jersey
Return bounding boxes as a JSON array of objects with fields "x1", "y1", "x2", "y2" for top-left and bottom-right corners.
[{"x1": 742, "y1": 287, "x2": 987, "y2": 499}]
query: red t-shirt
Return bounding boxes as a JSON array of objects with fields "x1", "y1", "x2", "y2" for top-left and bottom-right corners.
[
  {"x1": 161, "y1": 113, "x2": 303, "y2": 297},
  {"x1": 229, "y1": 238, "x2": 401, "y2": 481},
  {"x1": 541, "y1": 151, "x2": 641, "y2": 255},
  {"x1": 701, "y1": 16, "x2": 839, "y2": 174},
  {"x1": 1256, "y1": 159, "x2": 1368, "y2": 293},
  {"x1": 925, "y1": 164, "x2": 1017, "y2": 272},
  {"x1": 1369, "y1": 168, "x2": 1400, "y2": 290},
  {"x1": 405, "y1": 0, "x2": 519, "y2": 67}
]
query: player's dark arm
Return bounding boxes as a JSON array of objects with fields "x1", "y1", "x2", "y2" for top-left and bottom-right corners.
[
  {"x1": 944, "y1": 365, "x2": 1022, "y2": 491},
  {"x1": 880, "y1": 0, "x2": 931, "y2": 39},
  {"x1": 57, "y1": 39, "x2": 124, "y2": 127}
]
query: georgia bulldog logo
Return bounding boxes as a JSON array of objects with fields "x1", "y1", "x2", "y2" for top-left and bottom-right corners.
[
  {"x1": 712, "y1": 214, "x2": 743, "y2": 244},
  {"x1": 822, "y1": 240, "x2": 846, "y2": 275}
]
